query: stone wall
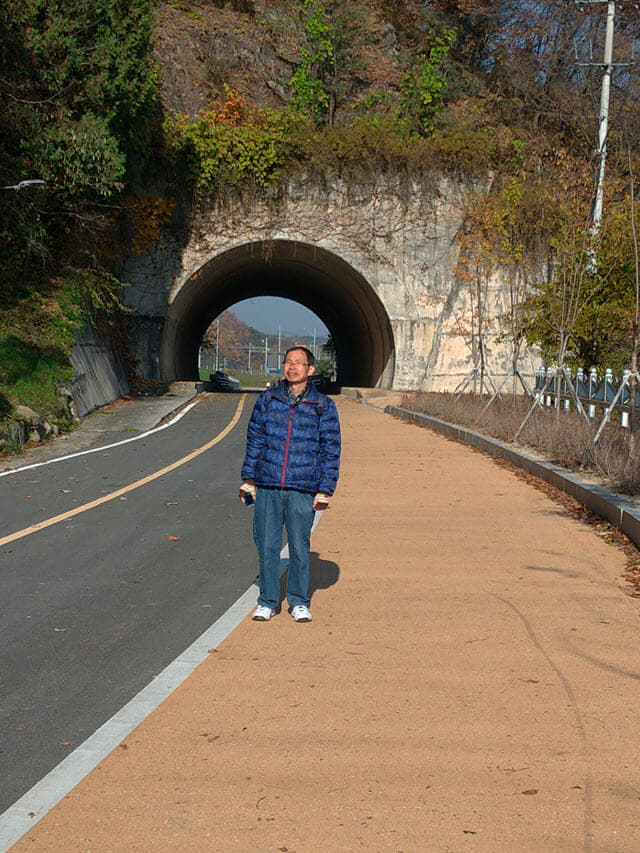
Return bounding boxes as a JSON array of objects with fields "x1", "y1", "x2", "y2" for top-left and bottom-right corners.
[{"x1": 119, "y1": 174, "x2": 540, "y2": 392}]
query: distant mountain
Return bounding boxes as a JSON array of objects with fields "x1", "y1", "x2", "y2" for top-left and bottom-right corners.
[{"x1": 201, "y1": 310, "x2": 327, "y2": 373}]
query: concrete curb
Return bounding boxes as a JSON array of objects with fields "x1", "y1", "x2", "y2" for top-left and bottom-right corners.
[
  {"x1": 340, "y1": 387, "x2": 363, "y2": 402},
  {"x1": 385, "y1": 404, "x2": 640, "y2": 552}
]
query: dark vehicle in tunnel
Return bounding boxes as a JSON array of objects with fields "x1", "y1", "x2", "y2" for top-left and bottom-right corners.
[{"x1": 209, "y1": 370, "x2": 241, "y2": 392}]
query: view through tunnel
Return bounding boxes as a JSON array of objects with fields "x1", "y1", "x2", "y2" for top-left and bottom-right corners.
[
  {"x1": 200, "y1": 296, "x2": 331, "y2": 376},
  {"x1": 160, "y1": 240, "x2": 395, "y2": 388}
]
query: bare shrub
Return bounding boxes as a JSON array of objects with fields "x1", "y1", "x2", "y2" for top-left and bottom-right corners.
[{"x1": 400, "y1": 391, "x2": 640, "y2": 496}]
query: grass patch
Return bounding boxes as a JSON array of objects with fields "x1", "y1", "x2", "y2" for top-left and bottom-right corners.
[
  {"x1": 0, "y1": 278, "x2": 84, "y2": 423},
  {"x1": 0, "y1": 334, "x2": 72, "y2": 420},
  {"x1": 231, "y1": 371, "x2": 274, "y2": 388}
]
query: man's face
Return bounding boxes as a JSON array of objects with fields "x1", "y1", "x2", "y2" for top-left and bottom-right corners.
[{"x1": 283, "y1": 349, "x2": 315, "y2": 386}]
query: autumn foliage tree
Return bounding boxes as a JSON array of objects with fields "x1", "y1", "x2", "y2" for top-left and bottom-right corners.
[{"x1": 202, "y1": 311, "x2": 253, "y2": 372}]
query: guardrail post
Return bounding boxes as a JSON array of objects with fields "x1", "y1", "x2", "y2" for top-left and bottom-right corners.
[
  {"x1": 621, "y1": 370, "x2": 630, "y2": 427},
  {"x1": 622, "y1": 370, "x2": 630, "y2": 405},
  {"x1": 605, "y1": 368, "x2": 613, "y2": 403},
  {"x1": 588, "y1": 368, "x2": 597, "y2": 417},
  {"x1": 545, "y1": 367, "x2": 553, "y2": 407}
]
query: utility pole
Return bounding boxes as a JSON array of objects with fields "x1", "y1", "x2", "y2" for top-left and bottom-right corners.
[
  {"x1": 575, "y1": 0, "x2": 633, "y2": 230},
  {"x1": 590, "y1": 0, "x2": 615, "y2": 230}
]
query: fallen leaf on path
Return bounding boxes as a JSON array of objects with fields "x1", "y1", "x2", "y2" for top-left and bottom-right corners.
[
  {"x1": 167, "y1": 535, "x2": 181, "y2": 541},
  {"x1": 53, "y1": 627, "x2": 68, "y2": 632}
]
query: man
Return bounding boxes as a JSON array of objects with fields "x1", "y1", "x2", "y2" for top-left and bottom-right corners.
[{"x1": 239, "y1": 345, "x2": 341, "y2": 622}]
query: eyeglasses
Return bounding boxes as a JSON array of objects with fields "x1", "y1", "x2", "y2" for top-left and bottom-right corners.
[{"x1": 284, "y1": 359, "x2": 309, "y2": 367}]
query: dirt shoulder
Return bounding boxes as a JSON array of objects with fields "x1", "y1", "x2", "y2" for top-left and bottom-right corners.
[
  {"x1": 11, "y1": 397, "x2": 640, "y2": 851},
  {"x1": 0, "y1": 385, "x2": 197, "y2": 474}
]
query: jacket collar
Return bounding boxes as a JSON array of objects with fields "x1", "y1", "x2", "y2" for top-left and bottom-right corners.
[{"x1": 272, "y1": 379, "x2": 319, "y2": 403}]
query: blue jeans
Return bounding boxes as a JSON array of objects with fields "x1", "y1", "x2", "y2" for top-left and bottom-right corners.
[{"x1": 253, "y1": 488, "x2": 315, "y2": 610}]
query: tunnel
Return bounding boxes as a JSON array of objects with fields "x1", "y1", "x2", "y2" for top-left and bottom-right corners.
[{"x1": 160, "y1": 239, "x2": 396, "y2": 388}]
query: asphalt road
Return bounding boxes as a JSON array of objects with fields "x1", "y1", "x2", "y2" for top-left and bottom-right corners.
[{"x1": 0, "y1": 393, "x2": 257, "y2": 814}]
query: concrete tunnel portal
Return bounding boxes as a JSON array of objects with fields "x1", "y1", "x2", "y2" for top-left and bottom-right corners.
[{"x1": 161, "y1": 240, "x2": 396, "y2": 388}]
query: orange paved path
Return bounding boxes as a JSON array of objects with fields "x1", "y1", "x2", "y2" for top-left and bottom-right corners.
[{"x1": 10, "y1": 396, "x2": 640, "y2": 851}]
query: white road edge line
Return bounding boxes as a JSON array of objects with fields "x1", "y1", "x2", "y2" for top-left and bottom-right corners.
[
  {"x1": 0, "y1": 400, "x2": 201, "y2": 478},
  {"x1": 0, "y1": 577, "x2": 260, "y2": 852},
  {"x1": 0, "y1": 515, "x2": 323, "y2": 851}
]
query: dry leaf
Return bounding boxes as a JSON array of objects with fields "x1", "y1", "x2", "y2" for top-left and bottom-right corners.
[{"x1": 167, "y1": 535, "x2": 181, "y2": 541}]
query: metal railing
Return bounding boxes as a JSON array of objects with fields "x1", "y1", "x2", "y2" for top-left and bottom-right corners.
[{"x1": 534, "y1": 367, "x2": 640, "y2": 428}]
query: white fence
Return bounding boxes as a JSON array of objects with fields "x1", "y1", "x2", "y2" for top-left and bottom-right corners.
[{"x1": 534, "y1": 367, "x2": 640, "y2": 428}]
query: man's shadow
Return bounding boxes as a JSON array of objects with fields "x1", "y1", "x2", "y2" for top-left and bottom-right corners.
[{"x1": 278, "y1": 550, "x2": 340, "y2": 602}]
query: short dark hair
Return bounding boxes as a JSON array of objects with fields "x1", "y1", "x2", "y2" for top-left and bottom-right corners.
[{"x1": 283, "y1": 345, "x2": 315, "y2": 366}]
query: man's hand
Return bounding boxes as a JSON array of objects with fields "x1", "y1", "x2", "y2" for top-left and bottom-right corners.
[
  {"x1": 239, "y1": 480, "x2": 256, "y2": 502},
  {"x1": 313, "y1": 492, "x2": 330, "y2": 511}
]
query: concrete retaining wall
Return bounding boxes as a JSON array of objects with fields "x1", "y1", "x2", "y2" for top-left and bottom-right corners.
[{"x1": 70, "y1": 324, "x2": 129, "y2": 419}]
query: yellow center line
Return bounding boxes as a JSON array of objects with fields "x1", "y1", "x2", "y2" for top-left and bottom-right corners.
[{"x1": 0, "y1": 394, "x2": 247, "y2": 549}]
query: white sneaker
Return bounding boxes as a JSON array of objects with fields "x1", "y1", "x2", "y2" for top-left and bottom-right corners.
[
  {"x1": 252, "y1": 605, "x2": 276, "y2": 621},
  {"x1": 291, "y1": 605, "x2": 312, "y2": 622}
]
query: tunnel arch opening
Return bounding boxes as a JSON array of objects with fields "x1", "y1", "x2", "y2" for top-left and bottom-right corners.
[{"x1": 160, "y1": 240, "x2": 395, "y2": 388}]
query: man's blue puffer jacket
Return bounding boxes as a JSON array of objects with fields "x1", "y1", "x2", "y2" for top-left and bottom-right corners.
[{"x1": 241, "y1": 381, "x2": 341, "y2": 495}]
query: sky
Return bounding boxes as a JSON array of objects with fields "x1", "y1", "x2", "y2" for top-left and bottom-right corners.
[{"x1": 230, "y1": 297, "x2": 329, "y2": 338}]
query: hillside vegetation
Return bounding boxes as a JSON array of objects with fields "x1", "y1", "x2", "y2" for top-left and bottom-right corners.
[{"x1": 2, "y1": 1, "x2": 640, "y2": 443}]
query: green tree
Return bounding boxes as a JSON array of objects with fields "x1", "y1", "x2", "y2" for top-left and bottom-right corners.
[
  {"x1": 398, "y1": 26, "x2": 457, "y2": 134},
  {"x1": 290, "y1": 0, "x2": 336, "y2": 123},
  {"x1": 569, "y1": 189, "x2": 640, "y2": 376},
  {"x1": 0, "y1": 0, "x2": 159, "y2": 302}
]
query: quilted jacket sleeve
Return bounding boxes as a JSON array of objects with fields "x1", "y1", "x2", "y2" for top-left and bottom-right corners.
[
  {"x1": 240, "y1": 392, "x2": 267, "y2": 481},
  {"x1": 317, "y1": 396, "x2": 341, "y2": 496}
]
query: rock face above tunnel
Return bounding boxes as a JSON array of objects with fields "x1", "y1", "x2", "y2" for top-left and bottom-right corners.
[{"x1": 118, "y1": 173, "x2": 538, "y2": 392}]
